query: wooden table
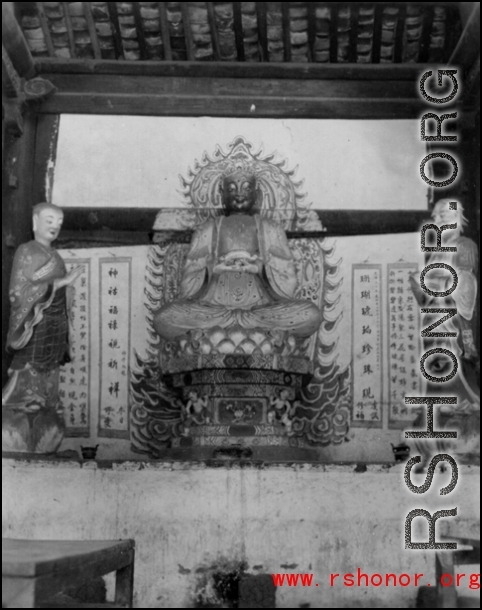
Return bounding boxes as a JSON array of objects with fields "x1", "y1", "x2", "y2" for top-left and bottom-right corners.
[
  {"x1": 435, "y1": 536, "x2": 480, "y2": 608},
  {"x1": 2, "y1": 539, "x2": 135, "y2": 608}
]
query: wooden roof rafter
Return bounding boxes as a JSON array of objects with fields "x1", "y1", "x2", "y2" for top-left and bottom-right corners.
[
  {"x1": 158, "y1": 2, "x2": 173, "y2": 62},
  {"x1": 61, "y1": 2, "x2": 77, "y2": 59},
  {"x1": 180, "y1": 2, "x2": 196, "y2": 62},
  {"x1": 256, "y1": 1, "x2": 269, "y2": 63},
  {"x1": 16, "y1": 2, "x2": 465, "y2": 66},
  {"x1": 132, "y1": 2, "x2": 149, "y2": 62},
  {"x1": 82, "y1": 2, "x2": 102, "y2": 60},
  {"x1": 207, "y1": 2, "x2": 222, "y2": 61},
  {"x1": 233, "y1": 2, "x2": 246, "y2": 62},
  {"x1": 106, "y1": 2, "x2": 124, "y2": 60}
]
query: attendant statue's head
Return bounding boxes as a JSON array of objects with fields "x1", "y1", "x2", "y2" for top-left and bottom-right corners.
[
  {"x1": 32, "y1": 203, "x2": 64, "y2": 248},
  {"x1": 220, "y1": 163, "x2": 260, "y2": 216},
  {"x1": 431, "y1": 199, "x2": 468, "y2": 236}
]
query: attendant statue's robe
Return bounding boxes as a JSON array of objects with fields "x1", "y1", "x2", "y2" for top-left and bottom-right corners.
[
  {"x1": 2, "y1": 241, "x2": 69, "y2": 449},
  {"x1": 154, "y1": 214, "x2": 321, "y2": 340},
  {"x1": 407, "y1": 235, "x2": 480, "y2": 467}
]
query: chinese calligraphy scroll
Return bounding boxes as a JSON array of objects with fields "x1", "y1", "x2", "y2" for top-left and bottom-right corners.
[
  {"x1": 99, "y1": 258, "x2": 131, "y2": 439},
  {"x1": 60, "y1": 259, "x2": 91, "y2": 437},
  {"x1": 352, "y1": 265, "x2": 383, "y2": 427},
  {"x1": 387, "y1": 263, "x2": 421, "y2": 427}
]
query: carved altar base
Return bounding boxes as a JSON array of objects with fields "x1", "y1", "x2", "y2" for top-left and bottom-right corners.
[{"x1": 161, "y1": 326, "x2": 315, "y2": 453}]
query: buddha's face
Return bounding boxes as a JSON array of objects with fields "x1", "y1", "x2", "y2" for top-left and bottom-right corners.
[{"x1": 222, "y1": 173, "x2": 257, "y2": 214}]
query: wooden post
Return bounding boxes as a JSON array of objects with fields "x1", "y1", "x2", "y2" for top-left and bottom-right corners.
[{"x1": 2, "y1": 2, "x2": 35, "y2": 78}]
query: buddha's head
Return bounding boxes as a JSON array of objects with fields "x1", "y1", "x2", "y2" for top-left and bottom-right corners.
[{"x1": 220, "y1": 166, "x2": 259, "y2": 215}]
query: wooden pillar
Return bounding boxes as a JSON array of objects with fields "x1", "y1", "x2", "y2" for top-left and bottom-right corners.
[
  {"x1": 2, "y1": 2, "x2": 36, "y2": 79},
  {"x1": 2, "y1": 110, "x2": 38, "y2": 385}
]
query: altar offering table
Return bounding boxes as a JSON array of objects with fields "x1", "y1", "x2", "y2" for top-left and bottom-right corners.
[{"x1": 2, "y1": 539, "x2": 135, "y2": 608}]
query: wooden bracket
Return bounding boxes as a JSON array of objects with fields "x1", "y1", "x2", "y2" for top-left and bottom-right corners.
[{"x1": 2, "y1": 45, "x2": 57, "y2": 136}]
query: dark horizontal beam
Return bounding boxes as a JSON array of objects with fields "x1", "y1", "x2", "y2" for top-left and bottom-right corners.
[
  {"x1": 35, "y1": 72, "x2": 441, "y2": 119},
  {"x1": 34, "y1": 58, "x2": 439, "y2": 81},
  {"x1": 41, "y1": 73, "x2": 419, "y2": 98},
  {"x1": 57, "y1": 230, "x2": 152, "y2": 249},
  {"x1": 319, "y1": 1, "x2": 459, "y2": 6},
  {"x1": 37, "y1": 94, "x2": 430, "y2": 119},
  {"x1": 60, "y1": 208, "x2": 430, "y2": 238}
]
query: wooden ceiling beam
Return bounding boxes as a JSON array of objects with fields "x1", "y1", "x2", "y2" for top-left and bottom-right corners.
[
  {"x1": 256, "y1": 2, "x2": 269, "y2": 63},
  {"x1": 348, "y1": 4, "x2": 359, "y2": 64},
  {"x1": 418, "y1": 5, "x2": 434, "y2": 63},
  {"x1": 106, "y1": 2, "x2": 124, "y2": 60},
  {"x1": 33, "y1": 70, "x2": 441, "y2": 119},
  {"x1": 207, "y1": 2, "x2": 222, "y2": 61},
  {"x1": 132, "y1": 2, "x2": 149, "y2": 61},
  {"x1": 233, "y1": 2, "x2": 246, "y2": 62},
  {"x1": 33, "y1": 58, "x2": 442, "y2": 80},
  {"x1": 62, "y1": 2, "x2": 77, "y2": 59},
  {"x1": 394, "y1": 4, "x2": 407, "y2": 63},
  {"x1": 450, "y1": 1, "x2": 480, "y2": 70},
  {"x1": 180, "y1": 2, "x2": 195, "y2": 62},
  {"x1": 2, "y1": 44, "x2": 22, "y2": 99},
  {"x1": 158, "y1": 2, "x2": 172, "y2": 61},
  {"x1": 59, "y1": 208, "x2": 431, "y2": 239},
  {"x1": 35, "y1": 2, "x2": 55, "y2": 58},
  {"x1": 329, "y1": 5, "x2": 338, "y2": 63},
  {"x1": 281, "y1": 2, "x2": 291, "y2": 63},
  {"x1": 2, "y1": 2, "x2": 36, "y2": 77},
  {"x1": 82, "y1": 2, "x2": 102, "y2": 60},
  {"x1": 372, "y1": 4, "x2": 383, "y2": 64},
  {"x1": 35, "y1": 93, "x2": 431, "y2": 119}
]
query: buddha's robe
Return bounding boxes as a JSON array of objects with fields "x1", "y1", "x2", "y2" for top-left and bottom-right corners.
[{"x1": 154, "y1": 214, "x2": 322, "y2": 340}]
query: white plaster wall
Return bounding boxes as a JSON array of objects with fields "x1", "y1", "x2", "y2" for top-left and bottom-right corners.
[
  {"x1": 2, "y1": 459, "x2": 479, "y2": 608},
  {"x1": 52, "y1": 116, "x2": 430, "y2": 211}
]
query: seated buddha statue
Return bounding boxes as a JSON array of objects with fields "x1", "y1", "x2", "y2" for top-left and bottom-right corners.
[{"x1": 153, "y1": 164, "x2": 322, "y2": 342}]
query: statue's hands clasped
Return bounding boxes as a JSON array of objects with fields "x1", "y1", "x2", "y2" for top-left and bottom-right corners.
[{"x1": 213, "y1": 250, "x2": 260, "y2": 274}]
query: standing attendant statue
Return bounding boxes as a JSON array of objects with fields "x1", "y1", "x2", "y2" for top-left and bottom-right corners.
[
  {"x1": 2, "y1": 203, "x2": 82, "y2": 454},
  {"x1": 407, "y1": 199, "x2": 479, "y2": 464}
]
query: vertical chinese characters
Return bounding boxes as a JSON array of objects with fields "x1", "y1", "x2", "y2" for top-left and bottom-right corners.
[
  {"x1": 59, "y1": 260, "x2": 91, "y2": 436},
  {"x1": 99, "y1": 259, "x2": 131, "y2": 438},
  {"x1": 352, "y1": 266, "x2": 383, "y2": 425},
  {"x1": 387, "y1": 264, "x2": 421, "y2": 426}
]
